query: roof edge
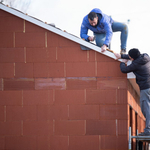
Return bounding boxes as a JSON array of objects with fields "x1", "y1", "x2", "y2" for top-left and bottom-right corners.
[
  {"x1": 0, "y1": 3, "x2": 136, "y2": 80},
  {"x1": 0, "y1": 3, "x2": 118, "y2": 60}
]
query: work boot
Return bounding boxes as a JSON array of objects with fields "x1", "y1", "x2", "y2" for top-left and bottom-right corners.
[
  {"x1": 138, "y1": 132, "x2": 150, "y2": 136},
  {"x1": 120, "y1": 49, "x2": 126, "y2": 54}
]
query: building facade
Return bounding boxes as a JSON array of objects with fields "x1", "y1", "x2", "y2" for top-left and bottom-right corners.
[{"x1": 0, "y1": 3, "x2": 145, "y2": 150}]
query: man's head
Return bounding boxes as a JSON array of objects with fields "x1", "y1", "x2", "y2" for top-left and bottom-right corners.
[
  {"x1": 128, "y1": 48, "x2": 141, "y2": 60},
  {"x1": 88, "y1": 12, "x2": 98, "y2": 26}
]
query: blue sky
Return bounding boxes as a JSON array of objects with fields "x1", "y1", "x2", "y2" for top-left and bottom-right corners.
[{"x1": 3, "y1": 0, "x2": 150, "y2": 54}]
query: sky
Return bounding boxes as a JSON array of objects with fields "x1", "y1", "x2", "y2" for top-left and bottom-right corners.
[{"x1": 2, "y1": 0, "x2": 150, "y2": 54}]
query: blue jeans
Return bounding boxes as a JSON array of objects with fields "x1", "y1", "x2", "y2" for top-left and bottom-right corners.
[
  {"x1": 94, "y1": 21, "x2": 128, "y2": 50},
  {"x1": 140, "y1": 88, "x2": 150, "y2": 133}
]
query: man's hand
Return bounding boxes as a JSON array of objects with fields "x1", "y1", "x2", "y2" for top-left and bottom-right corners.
[
  {"x1": 101, "y1": 45, "x2": 107, "y2": 53},
  {"x1": 122, "y1": 59, "x2": 128, "y2": 64},
  {"x1": 114, "y1": 52, "x2": 121, "y2": 60},
  {"x1": 88, "y1": 36, "x2": 95, "y2": 41}
]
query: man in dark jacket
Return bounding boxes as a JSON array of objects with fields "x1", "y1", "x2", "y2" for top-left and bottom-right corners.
[
  {"x1": 114, "y1": 48, "x2": 150, "y2": 136},
  {"x1": 80, "y1": 8, "x2": 128, "y2": 54}
]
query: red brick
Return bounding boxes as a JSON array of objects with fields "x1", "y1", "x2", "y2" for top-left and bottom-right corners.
[
  {"x1": 89, "y1": 50, "x2": 96, "y2": 62},
  {"x1": 101, "y1": 135, "x2": 117, "y2": 149},
  {"x1": 23, "y1": 121, "x2": 53, "y2": 135},
  {"x1": 0, "y1": 121, "x2": 21, "y2": 135},
  {"x1": 49, "y1": 62, "x2": 65, "y2": 77},
  {"x1": 47, "y1": 32, "x2": 59, "y2": 47},
  {"x1": 128, "y1": 92, "x2": 132, "y2": 106},
  {"x1": 66, "y1": 62, "x2": 96, "y2": 77},
  {"x1": 55, "y1": 90, "x2": 85, "y2": 105},
  {"x1": 69, "y1": 105, "x2": 99, "y2": 120},
  {"x1": 0, "y1": 16, "x2": 23, "y2": 32},
  {"x1": 105, "y1": 89, "x2": 117, "y2": 104},
  {"x1": 69, "y1": 135, "x2": 99, "y2": 150},
  {"x1": 0, "y1": 78, "x2": 2, "y2": 91},
  {"x1": 37, "y1": 105, "x2": 49, "y2": 121},
  {"x1": 55, "y1": 120, "x2": 85, "y2": 135},
  {"x1": 33, "y1": 63, "x2": 49, "y2": 77},
  {"x1": 117, "y1": 135, "x2": 128, "y2": 150},
  {"x1": 97, "y1": 62, "x2": 109, "y2": 77},
  {"x1": 58, "y1": 36, "x2": 79, "y2": 47},
  {"x1": 15, "y1": 32, "x2": 45, "y2": 48},
  {"x1": 117, "y1": 89, "x2": 127, "y2": 104},
  {"x1": 97, "y1": 77, "x2": 127, "y2": 89},
  {"x1": 26, "y1": 47, "x2": 56, "y2": 63},
  {"x1": 96, "y1": 52, "x2": 115, "y2": 62},
  {"x1": 97, "y1": 62, "x2": 125, "y2": 77},
  {"x1": 86, "y1": 120, "x2": 116, "y2": 135},
  {"x1": 50, "y1": 136, "x2": 68, "y2": 150},
  {"x1": 117, "y1": 120, "x2": 127, "y2": 135},
  {"x1": 0, "y1": 9, "x2": 11, "y2": 16},
  {"x1": 0, "y1": 136, "x2": 5, "y2": 149},
  {"x1": 23, "y1": 90, "x2": 52, "y2": 105},
  {"x1": 57, "y1": 47, "x2": 87, "y2": 62},
  {"x1": 35, "y1": 78, "x2": 66, "y2": 90},
  {"x1": 37, "y1": 136, "x2": 50, "y2": 150},
  {"x1": 5, "y1": 136, "x2": 36, "y2": 150},
  {"x1": 107, "y1": 62, "x2": 126, "y2": 77},
  {"x1": 132, "y1": 138, "x2": 136, "y2": 150},
  {"x1": 86, "y1": 90, "x2": 105, "y2": 104},
  {"x1": 0, "y1": 91, "x2": 22, "y2": 105},
  {"x1": 6, "y1": 106, "x2": 36, "y2": 121},
  {"x1": 37, "y1": 105, "x2": 68, "y2": 121},
  {"x1": 0, "y1": 48, "x2": 24, "y2": 62},
  {"x1": 0, "y1": 32, "x2": 14, "y2": 48},
  {"x1": 15, "y1": 63, "x2": 33, "y2": 78},
  {"x1": 99, "y1": 105, "x2": 116, "y2": 120},
  {"x1": 86, "y1": 89, "x2": 116, "y2": 104},
  {"x1": 116, "y1": 105, "x2": 128, "y2": 119},
  {"x1": 0, "y1": 63, "x2": 14, "y2": 78},
  {"x1": 66, "y1": 77, "x2": 97, "y2": 90},
  {"x1": 4, "y1": 78, "x2": 34, "y2": 90},
  {"x1": 25, "y1": 20, "x2": 46, "y2": 32},
  {"x1": 34, "y1": 63, "x2": 65, "y2": 78},
  {"x1": 0, "y1": 106, "x2": 4, "y2": 121}
]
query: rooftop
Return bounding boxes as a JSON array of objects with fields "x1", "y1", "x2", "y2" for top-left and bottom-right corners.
[{"x1": 0, "y1": 3, "x2": 139, "y2": 96}]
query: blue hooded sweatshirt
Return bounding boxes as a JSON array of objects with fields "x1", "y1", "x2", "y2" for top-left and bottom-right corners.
[{"x1": 80, "y1": 8, "x2": 113, "y2": 46}]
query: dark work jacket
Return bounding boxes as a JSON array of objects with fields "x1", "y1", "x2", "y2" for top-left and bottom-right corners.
[{"x1": 121, "y1": 53, "x2": 150, "y2": 90}]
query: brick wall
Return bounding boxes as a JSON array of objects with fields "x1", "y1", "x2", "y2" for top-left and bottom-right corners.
[
  {"x1": 127, "y1": 81, "x2": 145, "y2": 149},
  {"x1": 0, "y1": 9, "x2": 145, "y2": 150}
]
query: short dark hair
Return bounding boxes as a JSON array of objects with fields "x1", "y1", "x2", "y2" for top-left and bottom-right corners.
[
  {"x1": 128, "y1": 48, "x2": 141, "y2": 60},
  {"x1": 88, "y1": 12, "x2": 97, "y2": 21}
]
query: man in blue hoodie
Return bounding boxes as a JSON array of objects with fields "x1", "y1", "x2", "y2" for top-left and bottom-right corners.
[
  {"x1": 80, "y1": 8, "x2": 128, "y2": 54},
  {"x1": 114, "y1": 48, "x2": 150, "y2": 136}
]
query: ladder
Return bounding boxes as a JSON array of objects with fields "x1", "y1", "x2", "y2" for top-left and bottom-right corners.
[{"x1": 129, "y1": 127, "x2": 150, "y2": 150}]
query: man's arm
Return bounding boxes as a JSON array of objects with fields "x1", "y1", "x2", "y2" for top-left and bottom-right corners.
[
  {"x1": 114, "y1": 53, "x2": 130, "y2": 60},
  {"x1": 120, "y1": 61, "x2": 136, "y2": 73},
  {"x1": 121, "y1": 54, "x2": 130, "y2": 59},
  {"x1": 114, "y1": 52, "x2": 136, "y2": 73},
  {"x1": 80, "y1": 23, "x2": 89, "y2": 41}
]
